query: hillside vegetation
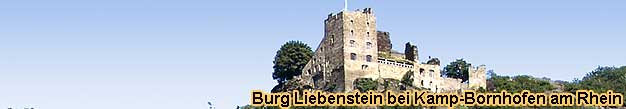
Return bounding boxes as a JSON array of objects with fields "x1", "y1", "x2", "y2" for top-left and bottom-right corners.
[{"x1": 256, "y1": 41, "x2": 626, "y2": 108}]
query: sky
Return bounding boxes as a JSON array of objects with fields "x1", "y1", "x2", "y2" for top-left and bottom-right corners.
[{"x1": 0, "y1": 0, "x2": 625, "y2": 109}]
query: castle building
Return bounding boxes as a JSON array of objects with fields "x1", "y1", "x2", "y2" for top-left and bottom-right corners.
[{"x1": 299, "y1": 8, "x2": 486, "y2": 92}]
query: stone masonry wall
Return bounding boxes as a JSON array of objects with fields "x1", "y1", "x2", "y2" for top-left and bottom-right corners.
[
  {"x1": 341, "y1": 8, "x2": 378, "y2": 92},
  {"x1": 300, "y1": 11, "x2": 348, "y2": 92},
  {"x1": 414, "y1": 64, "x2": 441, "y2": 92},
  {"x1": 376, "y1": 31, "x2": 391, "y2": 54},
  {"x1": 468, "y1": 65, "x2": 487, "y2": 89},
  {"x1": 376, "y1": 58, "x2": 414, "y2": 80}
]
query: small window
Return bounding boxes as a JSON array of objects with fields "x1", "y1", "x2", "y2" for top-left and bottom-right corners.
[
  {"x1": 421, "y1": 80, "x2": 424, "y2": 86},
  {"x1": 317, "y1": 65, "x2": 321, "y2": 71},
  {"x1": 366, "y1": 32, "x2": 370, "y2": 37},
  {"x1": 366, "y1": 55, "x2": 372, "y2": 62},
  {"x1": 349, "y1": 40, "x2": 355, "y2": 47},
  {"x1": 366, "y1": 42, "x2": 372, "y2": 49},
  {"x1": 350, "y1": 53, "x2": 356, "y2": 60},
  {"x1": 430, "y1": 70, "x2": 435, "y2": 77},
  {"x1": 419, "y1": 69, "x2": 425, "y2": 75},
  {"x1": 350, "y1": 30, "x2": 354, "y2": 37}
]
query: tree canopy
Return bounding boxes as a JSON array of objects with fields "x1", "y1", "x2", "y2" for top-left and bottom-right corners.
[
  {"x1": 401, "y1": 71, "x2": 415, "y2": 87},
  {"x1": 443, "y1": 59, "x2": 470, "y2": 82},
  {"x1": 564, "y1": 66, "x2": 626, "y2": 106},
  {"x1": 354, "y1": 78, "x2": 378, "y2": 92},
  {"x1": 488, "y1": 73, "x2": 554, "y2": 93},
  {"x1": 272, "y1": 41, "x2": 313, "y2": 84}
]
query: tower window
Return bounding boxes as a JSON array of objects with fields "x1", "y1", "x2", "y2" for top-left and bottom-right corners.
[
  {"x1": 366, "y1": 42, "x2": 372, "y2": 49},
  {"x1": 366, "y1": 55, "x2": 372, "y2": 62},
  {"x1": 350, "y1": 30, "x2": 354, "y2": 37},
  {"x1": 430, "y1": 70, "x2": 435, "y2": 77},
  {"x1": 350, "y1": 53, "x2": 357, "y2": 60},
  {"x1": 366, "y1": 32, "x2": 370, "y2": 37},
  {"x1": 349, "y1": 40, "x2": 355, "y2": 47}
]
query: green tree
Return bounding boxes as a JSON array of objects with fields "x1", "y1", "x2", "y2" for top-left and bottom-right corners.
[
  {"x1": 354, "y1": 78, "x2": 378, "y2": 92},
  {"x1": 401, "y1": 71, "x2": 414, "y2": 86},
  {"x1": 571, "y1": 66, "x2": 626, "y2": 106},
  {"x1": 272, "y1": 41, "x2": 313, "y2": 84},
  {"x1": 443, "y1": 59, "x2": 470, "y2": 82},
  {"x1": 487, "y1": 71, "x2": 554, "y2": 93}
]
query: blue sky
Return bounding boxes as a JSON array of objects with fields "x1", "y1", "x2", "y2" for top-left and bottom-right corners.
[{"x1": 0, "y1": 0, "x2": 625, "y2": 109}]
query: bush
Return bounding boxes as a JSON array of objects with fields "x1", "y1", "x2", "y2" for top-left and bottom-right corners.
[{"x1": 354, "y1": 78, "x2": 378, "y2": 92}]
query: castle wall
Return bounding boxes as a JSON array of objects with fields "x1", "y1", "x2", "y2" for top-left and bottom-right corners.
[
  {"x1": 468, "y1": 65, "x2": 487, "y2": 89},
  {"x1": 376, "y1": 58, "x2": 414, "y2": 80},
  {"x1": 300, "y1": 10, "x2": 349, "y2": 92},
  {"x1": 414, "y1": 64, "x2": 442, "y2": 91},
  {"x1": 439, "y1": 78, "x2": 463, "y2": 92}
]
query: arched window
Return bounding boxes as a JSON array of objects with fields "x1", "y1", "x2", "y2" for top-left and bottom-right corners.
[
  {"x1": 366, "y1": 42, "x2": 372, "y2": 49},
  {"x1": 350, "y1": 53, "x2": 356, "y2": 60},
  {"x1": 366, "y1": 55, "x2": 372, "y2": 62},
  {"x1": 349, "y1": 40, "x2": 355, "y2": 47}
]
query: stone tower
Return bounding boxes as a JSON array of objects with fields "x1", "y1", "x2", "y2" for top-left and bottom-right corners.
[
  {"x1": 300, "y1": 8, "x2": 379, "y2": 92},
  {"x1": 322, "y1": 8, "x2": 378, "y2": 92}
]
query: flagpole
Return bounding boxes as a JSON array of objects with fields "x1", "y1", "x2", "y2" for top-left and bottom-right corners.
[{"x1": 343, "y1": 0, "x2": 348, "y2": 11}]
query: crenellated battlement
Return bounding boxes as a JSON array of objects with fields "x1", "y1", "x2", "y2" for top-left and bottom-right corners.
[{"x1": 325, "y1": 8, "x2": 374, "y2": 22}]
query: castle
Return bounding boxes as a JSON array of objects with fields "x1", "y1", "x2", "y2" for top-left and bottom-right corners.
[{"x1": 298, "y1": 8, "x2": 486, "y2": 93}]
